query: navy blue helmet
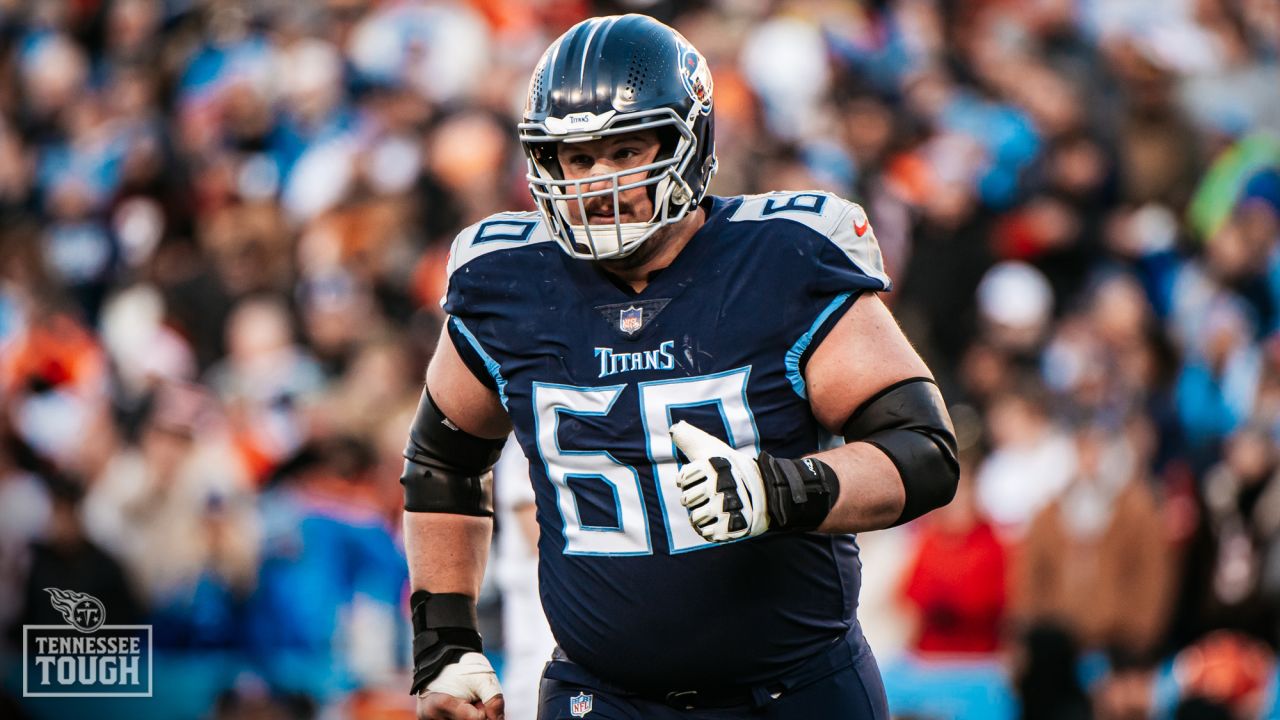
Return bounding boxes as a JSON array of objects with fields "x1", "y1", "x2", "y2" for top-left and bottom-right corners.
[{"x1": 519, "y1": 15, "x2": 718, "y2": 259}]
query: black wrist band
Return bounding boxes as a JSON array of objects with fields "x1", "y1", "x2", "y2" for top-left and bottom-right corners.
[
  {"x1": 409, "y1": 590, "x2": 483, "y2": 696},
  {"x1": 757, "y1": 452, "x2": 841, "y2": 532}
]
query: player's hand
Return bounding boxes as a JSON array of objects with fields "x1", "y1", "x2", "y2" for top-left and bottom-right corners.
[
  {"x1": 671, "y1": 420, "x2": 770, "y2": 541},
  {"x1": 417, "y1": 692, "x2": 504, "y2": 720},
  {"x1": 416, "y1": 652, "x2": 504, "y2": 719}
]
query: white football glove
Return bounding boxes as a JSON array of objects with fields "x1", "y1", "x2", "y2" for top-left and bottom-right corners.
[
  {"x1": 671, "y1": 420, "x2": 770, "y2": 541},
  {"x1": 421, "y1": 651, "x2": 502, "y2": 703}
]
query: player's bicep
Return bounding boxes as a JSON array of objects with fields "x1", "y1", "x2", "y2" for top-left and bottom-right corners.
[
  {"x1": 804, "y1": 292, "x2": 931, "y2": 434},
  {"x1": 425, "y1": 323, "x2": 511, "y2": 439}
]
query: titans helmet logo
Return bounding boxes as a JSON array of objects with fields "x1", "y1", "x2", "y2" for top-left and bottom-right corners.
[{"x1": 45, "y1": 588, "x2": 106, "y2": 633}]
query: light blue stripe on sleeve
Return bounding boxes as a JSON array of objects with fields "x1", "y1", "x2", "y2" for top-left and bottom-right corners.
[
  {"x1": 449, "y1": 316, "x2": 510, "y2": 409},
  {"x1": 784, "y1": 292, "x2": 853, "y2": 399}
]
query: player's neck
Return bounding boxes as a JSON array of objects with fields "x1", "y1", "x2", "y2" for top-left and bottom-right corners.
[{"x1": 598, "y1": 207, "x2": 706, "y2": 293}]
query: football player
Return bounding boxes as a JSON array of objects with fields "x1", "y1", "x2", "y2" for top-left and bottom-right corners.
[{"x1": 401, "y1": 14, "x2": 958, "y2": 720}]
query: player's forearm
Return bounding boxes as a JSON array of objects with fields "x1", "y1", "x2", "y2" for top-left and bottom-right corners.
[
  {"x1": 403, "y1": 510, "x2": 502, "y2": 703},
  {"x1": 404, "y1": 511, "x2": 492, "y2": 598},
  {"x1": 811, "y1": 441, "x2": 906, "y2": 534}
]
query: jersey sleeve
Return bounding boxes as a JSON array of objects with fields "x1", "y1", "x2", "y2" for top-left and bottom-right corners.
[
  {"x1": 440, "y1": 213, "x2": 549, "y2": 406},
  {"x1": 801, "y1": 200, "x2": 890, "y2": 397},
  {"x1": 803, "y1": 198, "x2": 892, "y2": 388},
  {"x1": 728, "y1": 191, "x2": 890, "y2": 296},
  {"x1": 729, "y1": 191, "x2": 892, "y2": 399},
  {"x1": 809, "y1": 196, "x2": 891, "y2": 297}
]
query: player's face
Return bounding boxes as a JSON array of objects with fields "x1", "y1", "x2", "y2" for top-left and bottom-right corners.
[{"x1": 557, "y1": 130, "x2": 661, "y2": 225}]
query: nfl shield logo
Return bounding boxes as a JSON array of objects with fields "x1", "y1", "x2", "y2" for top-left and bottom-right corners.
[
  {"x1": 570, "y1": 692, "x2": 593, "y2": 717},
  {"x1": 619, "y1": 306, "x2": 643, "y2": 334}
]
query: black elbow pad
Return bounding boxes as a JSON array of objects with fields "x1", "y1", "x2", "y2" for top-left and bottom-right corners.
[
  {"x1": 841, "y1": 377, "x2": 958, "y2": 526},
  {"x1": 401, "y1": 387, "x2": 505, "y2": 516}
]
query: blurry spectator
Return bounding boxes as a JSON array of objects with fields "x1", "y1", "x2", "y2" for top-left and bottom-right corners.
[
  {"x1": 40, "y1": 184, "x2": 117, "y2": 324},
  {"x1": 1197, "y1": 180, "x2": 1280, "y2": 341},
  {"x1": 976, "y1": 261, "x2": 1055, "y2": 358},
  {"x1": 0, "y1": 303, "x2": 112, "y2": 475},
  {"x1": 0, "y1": 428, "x2": 51, "y2": 636},
  {"x1": 1014, "y1": 622, "x2": 1092, "y2": 720},
  {"x1": 98, "y1": 283, "x2": 199, "y2": 403},
  {"x1": 1175, "y1": 3, "x2": 1280, "y2": 141},
  {"x1": 199, "y1": 203, "x2": 293, "y2": 298},
  {"x1": 422, "y1": 110, "x2": 522, "y2": 227},
  {"x1": 293, "y1": 196, "x2": 421, "y2": 372},
  {"x1": 248, "y1": 434, "x2": 406, "y2": 700},
  {"x1": 16, "y1": 32, "x2": 88, "y2": 145},
  {"x1": 1217, "y1": 168, "x2": 1280, "y2": 335},
  {"x1": 316, "y1": 339, "x2": 418, "y2": 440},
  {"x1": 1175, "y1": 425, "x2": 1280, "y2": 648},
  {"x1": 1112, "y1": 41, "x2": 1205, "y2": 211},
  {"x1": 1093, "y1": 649, "x2": 1160, "y2": 720},
  {"x1": 1042, "y1": 281, "x2": 1129, "y2": 413},
  {"x1": 1043, "y1": 272, "x2": 1187, "y2": 471},
  {"x1": 296, "y1": 269, "x2": 382, "y2": 375},
  {"x1": 1172, "y1": 631, "x2": 1276, "y2": 720},
  {"x1": 212, "y1": 679, "x2": 317, "y2": 720},
  {"x1": 738, "y1": 14, "x2": 831, "y2": 142},
  {"x1": 1173, "y1": 293, "x2": 1261, "y2": 468},
  {"x1": 346, "y1": 1, "x2": 492, "y2": 106},
  {"x1": 14, "y1": 474, "x2": 141, "y2": 633},
  {"x1": 975, "y1": 383, "x2": 1076, "y2": 537},
  {"x1": 104, "y1": 0, "x2": 163, "y2": 66},
  {"x1": 205, "y1": 294, "x2": 326, "y2": 481},
  {"x1": 84, "y1": 381, "x2": 258, "y2": 645},
  {"x1": 900, "y1": 451, "x2": 1007, "y2": 656},
  {"x1": 893, "y1": 134, "x2": 998, "y2": 387},
  {"x1": 371, "y1": 401, "x2": 426, "y2": 525},
  {"x1": 1174, "y1": 696, "x2": 1234, "y2": 720},
  {"x1": 1013, "y1": 418, "x2": 1171, "y2": 657}
]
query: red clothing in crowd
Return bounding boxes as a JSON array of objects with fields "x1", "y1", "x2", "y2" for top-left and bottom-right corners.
[{"x1": 902, "y1": 520, "x2": 1008, "y2": 654}]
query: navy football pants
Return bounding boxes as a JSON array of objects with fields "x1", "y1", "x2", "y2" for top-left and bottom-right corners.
[{"x1": 536, "y1": 630, "x2": 890, "y2": 719}]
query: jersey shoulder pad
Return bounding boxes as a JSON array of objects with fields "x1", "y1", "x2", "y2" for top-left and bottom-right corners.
[
  {"x1": 728, "y1": 191, "x2": 889, "y2": 288},
  {"x1": 446, "y1": 211, "x2": 555, "y2": 280}
]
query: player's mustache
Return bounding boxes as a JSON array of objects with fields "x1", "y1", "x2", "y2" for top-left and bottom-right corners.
[{"x1": 581, "y1": 198, "x2": 632, "y2": 219}]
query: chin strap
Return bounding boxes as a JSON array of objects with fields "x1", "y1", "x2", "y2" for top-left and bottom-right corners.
[{"x1": 568, "y1": 221, "x2": 654, "y2": 259}]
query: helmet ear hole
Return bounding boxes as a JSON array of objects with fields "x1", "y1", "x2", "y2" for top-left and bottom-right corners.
[
  {"x1": 644, "y1": 126, "x2": 682, "y2": 203},
  {"x1": 655, "y1": 126, "x2": 680, "y2": 160}
]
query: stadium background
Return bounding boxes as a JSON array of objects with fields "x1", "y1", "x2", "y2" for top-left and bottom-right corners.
[{"x1": 2, "y1": 0, "x2": 1280, "y2": 718}]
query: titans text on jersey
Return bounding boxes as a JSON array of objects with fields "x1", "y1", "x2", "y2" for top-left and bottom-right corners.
[
  {"x1": 443, "y1": 190, "x2": 889, "y2": 691},
  {"x1": 595, "y1": 341, "x2": 677, "y2": 378}
]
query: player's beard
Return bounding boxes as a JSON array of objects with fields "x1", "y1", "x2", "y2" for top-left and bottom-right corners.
[{"x1": 579, "y1": 194, "x2": 663, "y2": 271}]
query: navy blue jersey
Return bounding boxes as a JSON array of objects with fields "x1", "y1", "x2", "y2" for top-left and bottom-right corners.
[{"x1": 442, "y1": 192, "x2": 891, "y2": 690}]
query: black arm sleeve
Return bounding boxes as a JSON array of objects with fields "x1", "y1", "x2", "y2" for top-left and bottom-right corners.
[
  {"x1": 841, "y1": 377, "x2": 959, "y2": 526},
  {"x1": 400, "y1": 387, "x2": 505, "y2": 516}
]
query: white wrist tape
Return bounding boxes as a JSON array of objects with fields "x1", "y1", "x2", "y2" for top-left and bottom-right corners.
[{"x1": 420, "y1": 651, "x2": 502, "y2": 702}]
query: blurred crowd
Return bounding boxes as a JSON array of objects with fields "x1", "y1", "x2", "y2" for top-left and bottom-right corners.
[{"x1": 1, "y1": 0, "x2": 1280, "y2": 718}]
